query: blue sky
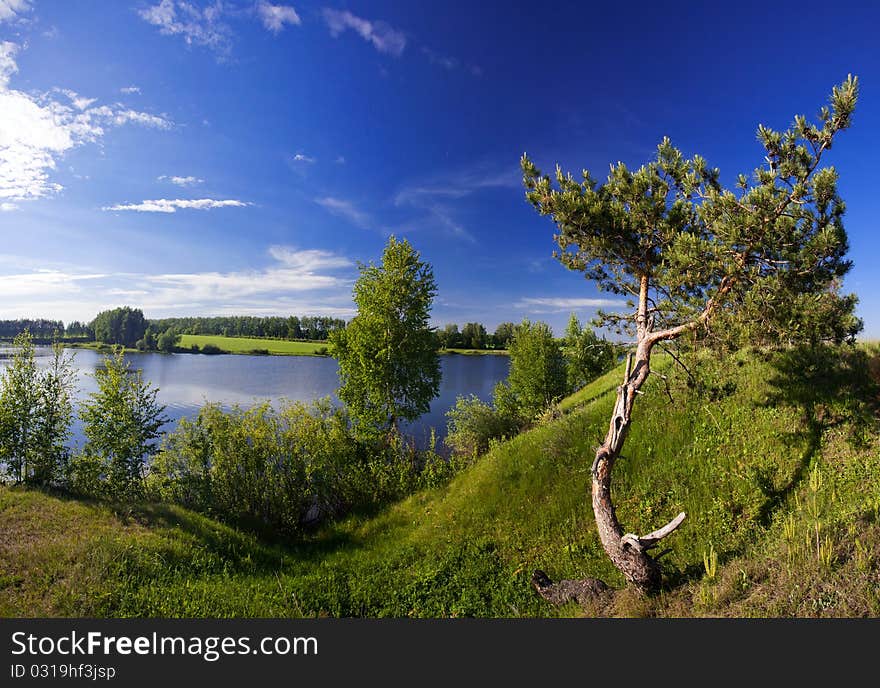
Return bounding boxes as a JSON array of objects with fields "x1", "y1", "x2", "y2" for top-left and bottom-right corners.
[{"x1": 1, "y1": 1, "x2": 879, "y2": 336}]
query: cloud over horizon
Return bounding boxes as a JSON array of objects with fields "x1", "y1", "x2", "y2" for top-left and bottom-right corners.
[{"x1": 0, "y1": 246, "x2": 357, "y2": 321}]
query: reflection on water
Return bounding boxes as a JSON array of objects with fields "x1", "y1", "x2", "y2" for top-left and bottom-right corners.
[{"x1": 1, "y1": 347, "x2": 509, "y2": 451}]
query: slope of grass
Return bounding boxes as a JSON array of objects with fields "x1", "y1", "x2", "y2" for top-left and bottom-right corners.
[{"x1": 3, "y1": 345, "x2": 879, "y2": 617}]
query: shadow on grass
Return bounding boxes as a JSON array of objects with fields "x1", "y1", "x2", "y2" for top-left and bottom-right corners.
[{"x1": 758, "y1": 344, "x2": 880, "y2": 525}]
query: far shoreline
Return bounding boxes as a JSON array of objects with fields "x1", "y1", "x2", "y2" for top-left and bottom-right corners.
[{"x1": 43, "y1": 336, "x2": 510, "y2": 358}]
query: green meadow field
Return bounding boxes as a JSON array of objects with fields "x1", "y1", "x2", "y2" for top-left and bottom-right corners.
[{"x1": 178, "y1": 334, "x2": 329, "y2": 356}]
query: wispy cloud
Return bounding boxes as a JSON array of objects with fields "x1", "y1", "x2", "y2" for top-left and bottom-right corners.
[
  {"x1": 0, "y1": 201, "x2": 18, "y2": 211},
  {"x1": 158, "y1": 174, "x2": 204, "y2": 187},
  {"x1": 138, "y1": 0, "x2": 233, "y2": 56},
  {"x1": 0, "y1": 246, "x2": 356, "y2": 321},
  {"x1": 120, "y1": 85, "x2": 141, "y2": 95},
  {"x1": 0, "y1": 0, "x2": 30, "y2": 23},
  {"x1": 393, "y1": 166, "x2": 520, "y2": 206},
  {"x1": 421, "y1": 46, "x2": 457, "y2": 70},
  {"x1": 102, "y1": 198, "x2": 250, "y2": 213},
  {"x1": 321, "y1": 8, "x2": 406, "y2": 57},
  {"x1": 392, "y1": 164, "x2": 519, "y2": 243},
  {"x1": 58, "y1": 89, "x2": 97, "y2": 111},
  {"x1": 0, "y1": 42, "x2": 174, "y2": 203},
  {"x1": 292, "y1": 152, "x2": 315, "y2": 163},
  {"x1": 257, "y1": 2, "x2": 301, "y2": 33},
  {"x1": 515, "y1": 297, "x2": 627, "y2": 313},
  {"x1": 315, "y1": 196, "x2": 371, "y2": 229}
]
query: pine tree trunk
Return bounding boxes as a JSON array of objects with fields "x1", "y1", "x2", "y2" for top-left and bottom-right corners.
[
  {"x1": 588, "y1": 277, "x2": 687, "y2": 592},
  {"x1": 591, "y1": 340, "x2": 661, "y2": 589}
]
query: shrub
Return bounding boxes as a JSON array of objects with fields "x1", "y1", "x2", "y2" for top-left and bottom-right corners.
[
  {"x1": 445, "y1": 394, "x2": 517, "y2": 459},
  {"x1": 78, "y1": 349, "x2": 168, "y2": 500},
  {"x1": 151, "y1": 398, "x2": 465, "y2": 536}
]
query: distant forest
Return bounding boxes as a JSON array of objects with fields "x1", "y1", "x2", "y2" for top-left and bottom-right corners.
[
  {"x1": 0, "y1": 312, "x2": 517, "y2": 350},
  {"x1": 0, "y1": 312, "x2": 347, "y2": 346}
]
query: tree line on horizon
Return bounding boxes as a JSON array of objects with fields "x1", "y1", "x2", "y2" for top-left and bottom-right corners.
[{"x1": 2, "y1": 313, "x2": 578, "y2": 353}]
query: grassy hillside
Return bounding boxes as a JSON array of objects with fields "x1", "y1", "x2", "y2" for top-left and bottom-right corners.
[{"x1": 2, "y1": 345, "x2": 879, "y2": 617}]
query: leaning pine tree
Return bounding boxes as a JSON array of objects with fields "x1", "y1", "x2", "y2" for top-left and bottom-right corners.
[{"x1": 521, "y1": 76, "x2": 861, "y2": 592}]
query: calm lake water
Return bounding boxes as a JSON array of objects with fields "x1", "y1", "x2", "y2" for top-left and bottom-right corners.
[{"x1": 5, "y1": 348, "x2": 510, "y2": 452}]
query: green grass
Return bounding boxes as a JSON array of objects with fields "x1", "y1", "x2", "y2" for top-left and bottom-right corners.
[
  {"x1": 3, "y1": 344, "x2": 880, "y2": 617},
  {"x1": 178, "y1": 334, "x2": 330, "y2": 356},
  {"x1": 441, "y1": 348, "x2": 509, "y2": 356}
]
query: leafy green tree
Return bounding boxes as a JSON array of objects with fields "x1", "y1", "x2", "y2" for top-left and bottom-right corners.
[
  {"x1": 562, "y1": 313, "x2": 616, "y2": 392},
  {"x1": 77, "y1": 348, "x2": 168, "y2": 499},
  {"x1": 437, "y1": 323, "x2": 461, "y2": 350},
  {"x1": 461, "y1": 322, "x2": 488, "y2": 349},
  {"x1": 492, "y1": 322, "x2": 516, "y2": 349},
  {"x1": 156, "y1": 328, "x2": 180, "y2": 353},
  {"x1": 91, "y1": 307, "x2": 147, "y2": 347},
  {"x1": 522, "y1": 76, "x2": 860, "y2": 590},
  {"x1": 330, "y1": 236, "x2": 441, "y2": 439},
  {"x1": 505, "y1": 319, "x2": 566, "y2": 420}
]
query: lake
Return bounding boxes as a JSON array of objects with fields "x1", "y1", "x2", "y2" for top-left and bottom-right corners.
[{"x1": 5, "y1": 348, "x2": 510, "y2": 452}]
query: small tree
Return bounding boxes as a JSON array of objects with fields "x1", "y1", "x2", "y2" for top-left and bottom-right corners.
[
  {"x1": 78, "y1": 348, "x2": 168, "y2": 499},
  {"x1": 0, "y1": 331, "x2": 40, "y2": 483},
  {"x1": 522, "y1": 76, "x2": 860, "y2": 590},
  {"x1": 31, "y1": 343, "x2": 77, "y2": 485},
  {"x1": 156, "y1": 328, "x2": 180, "y2": 353},
  {"x1": 505, "y1": 319, "x2": 567, "y2": 420},
  {"x1": 330, "y1": 236, "x2": 441, "y2": 439},
  {"x1": 0, "y1": 332, "x2": 76, "y2": 486},
  {"x1": 562, "y1": 313, "x2": 616, "y2": 392}
]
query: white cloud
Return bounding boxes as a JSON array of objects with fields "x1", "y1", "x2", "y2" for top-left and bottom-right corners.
[
  {"x1": 111, "y1": 108, "x2": 172, "y2": 129},
  {"x1": 0, "y1": 0, "x2": 30, "y2": 23},
  {"x1": 0, "y1": 269, "x2": 107, "y2": 298},
  {"x1": 0, "y1": 40, "x2": 18, "y2": 88},
  {"x1": 292, "y1": 153, "x2": 315, "y2": 163},
  {"x1": 315, "y1": 196, "x2": 370, "y2": 229},
  {"x1": 515, "y1": 297, "x2": 626, "y2": 312},
  {"x1": 102, "y1": 198, "x2": 250, "y2": 213},
  {"x1": 138, "y1": 0, "x2": 232, "y2": 55},
  {"x1": 158, "y1": 174, "x2": 204, "y2": 186},
  {"x1": 0, "y1": 201, "x2": 18, "y2": 211},
  {"x1": 0, "y1": 43, "x2": 174, "y2": 202},
  {"x1": 257, "y1": 2, "x2": 301, "y2": 33},
  {"x1": 321, "y1": 8, "x2": 406, "y2": 57},
  {"x1": 120, "y1": 86, "x2": 141, "y2": 95}
]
